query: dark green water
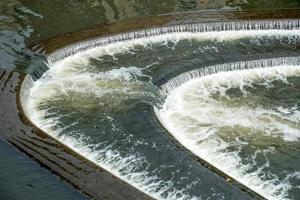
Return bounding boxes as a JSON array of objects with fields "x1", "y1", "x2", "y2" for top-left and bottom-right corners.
[
  {"x1": 0, "y1": 139, "x2": 84, "y2": 200},
  {"x1": 26, "y1": 32, "x2": 300, "y2": 200},
  {"x1": 1, "y1": 1, "x2": 300, "y2": 200},
  {"x1": 157, "y1": 64, "x2": 300, "y2": 199}
]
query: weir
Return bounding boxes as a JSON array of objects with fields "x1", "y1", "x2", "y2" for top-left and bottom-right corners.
[
  {"x1": 156, "y1": 63, "x2": 300, "y2": 199},
  {"x1": 47, "y1": 19, "x2": 300, "y2": 64},
  {"x1": 19, "y1": 18, "x2": 300, "y2": 200},
  {"x1": 20, "y1": 75, "x2": 33, "y2": 118},
  {"x1": 161, "y1": 56, "x2": 300, "y2": 94}
]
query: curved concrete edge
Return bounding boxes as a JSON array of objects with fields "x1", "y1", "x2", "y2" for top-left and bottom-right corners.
[
  {"x1": 17, "y1": 9, "x2": 300, "y2": 200},
  {"x1": 30, "y1": 9, "x2": 300, "y2": 54},
  {"x1": 45, "y1": 19, "x2": 300, "y2": 65},
  {"x1": 17, "y1": 73, "x2": 154, "y2": 200}
]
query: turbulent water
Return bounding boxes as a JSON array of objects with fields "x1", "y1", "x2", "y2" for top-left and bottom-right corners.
[
  {"x1": 157, "y1": 65, "x2": 300, "y2": 200},
  {"x1": 24, "y1": 25, "x2": 300, "y2": 200}
]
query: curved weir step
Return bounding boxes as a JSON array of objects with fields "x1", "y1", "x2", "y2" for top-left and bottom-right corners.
[
  {"x1": 6, "y1": 10, "x2": 300, "y2": 200},
  {"x1": 0, "y1": 68, "x2": 153, "y2": 200}
]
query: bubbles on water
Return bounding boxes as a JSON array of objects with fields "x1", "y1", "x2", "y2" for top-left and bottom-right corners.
[
  {"x1": 157, "y1": 65, "x2": 300, "y2": 200},
  {"x1": 26, "y1": 58, "x2": 196, "y2": 200},
  {"x1": 23, "y1": 25, "x2": 300, "y2": 200}
]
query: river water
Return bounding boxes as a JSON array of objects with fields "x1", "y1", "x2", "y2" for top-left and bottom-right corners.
[{"x1": 1, "y1": 1, "x2": 300, "y2": 200}]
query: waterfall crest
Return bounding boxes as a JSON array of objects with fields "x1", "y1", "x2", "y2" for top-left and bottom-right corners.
[
  {"x1": 47, "y1": 19, "x2": 300, "y2": 64},
  {"x1": 161, "y1": 56, "x2": 300, "y2": 94}
]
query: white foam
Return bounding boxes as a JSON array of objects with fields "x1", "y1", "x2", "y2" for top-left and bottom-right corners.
[
  {"x1": 26, "y1": 65, "x2": 198, "y2": 200},
  {"x1": 156, "y1": 65, "x2": 300, "y2": 200},
  {"x1": 28, "y1": 65, "x2": 152, "y2": 103},
  {"x1": 47, "y1": 19, "x2": 300, "y2": 63},
  {"x1": 24, "y1": 26, "x2": 300, "y2": 200},
  {"x1": 161, "y1": 56, "x2": 300, "y2": 94},
  {"x1": 51, "y1": 29, "x2": 300, "y2": 70}
]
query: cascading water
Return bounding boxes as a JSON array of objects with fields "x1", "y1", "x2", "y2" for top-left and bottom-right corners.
[
  {"x1": 160, "y1": 57, "x2": 300, "y2": 93},
  {"x1": 21, "y1": 20, "x2": 300, "y2": 200},
  {"x1": 47, "y1": 20, "x2": 300, "y2": 64},
  {"x1": 157, "y1": 65, "x2": 300, "y2": 200}
]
